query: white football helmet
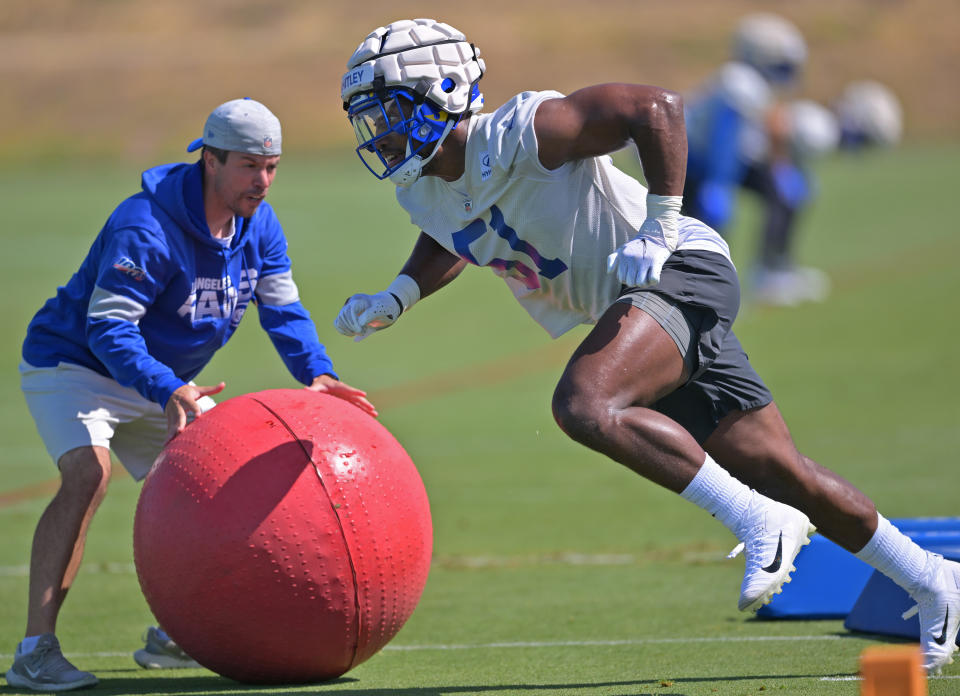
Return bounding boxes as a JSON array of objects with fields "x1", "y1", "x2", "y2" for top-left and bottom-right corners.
[
  {"x1": 732, "y1": 13, "x2": 807, "y2": 87},
  {"x1": 834, "y1": 80, "x2": 903, "y2": 147},
  {"x1": 788, "y1": 99, "x2": 840, "y2": 158},
  {"x1": 341, "y1": 18, "x2": 485, "y2": 186}
]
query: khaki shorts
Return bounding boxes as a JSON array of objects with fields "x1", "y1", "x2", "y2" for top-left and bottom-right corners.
[{"x1": 19, "y1": 361, "x2": 215, "y2": 481}]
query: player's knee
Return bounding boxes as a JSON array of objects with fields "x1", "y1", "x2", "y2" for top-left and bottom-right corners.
[{"x1": 551, "y1": 380, "x2": 612, "y2": 446}]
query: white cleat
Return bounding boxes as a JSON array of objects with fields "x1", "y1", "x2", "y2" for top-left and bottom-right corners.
[
  {"x1": 902, "y1": 554, "x2": 960, "y2": 675},
  {"x1": 728, "y1": 498, "x2": 816, "y2": 612},
  {"x1": 751, "y1": 265, "x2": 831, "y2": 307}
]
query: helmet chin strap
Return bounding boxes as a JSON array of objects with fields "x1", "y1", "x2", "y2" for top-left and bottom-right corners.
[{"x1": 389, "y1": 117, "x2": 458, "y2": 187}]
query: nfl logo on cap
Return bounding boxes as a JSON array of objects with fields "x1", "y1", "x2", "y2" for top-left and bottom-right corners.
[{"x1": 186, "y1": 98, "x2": 282, "y2": 156}]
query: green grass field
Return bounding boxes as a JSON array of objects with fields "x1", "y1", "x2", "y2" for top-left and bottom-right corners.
[{"x1": 1, "y1": 143, "x2": 958, "y2": 695}]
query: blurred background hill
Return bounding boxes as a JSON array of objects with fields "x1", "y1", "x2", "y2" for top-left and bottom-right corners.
[{"x1": 2, "y1": 0, "x2": 958, "y2": 166}]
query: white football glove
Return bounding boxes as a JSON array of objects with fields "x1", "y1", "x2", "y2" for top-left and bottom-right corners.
[
  {"x1": 333, "y1": 274, "x2": 420, "y2": 341},
  {"x1": 606, "y1": 194, "x2": 682, "y2": 288}
]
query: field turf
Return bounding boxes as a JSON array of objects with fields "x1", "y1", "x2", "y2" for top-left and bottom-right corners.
[{"x1": 1, "y1": 143, "x2": 958, "y2": 695}]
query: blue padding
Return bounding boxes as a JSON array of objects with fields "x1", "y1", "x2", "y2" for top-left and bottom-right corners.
[
  {"x1": 844, "y1": 546, "x2": 960, "y2": 644},
  {"x1": 756, "y1": 518, "x2": 960, "y2": 620},
  {"x1": 892, "y1": 517, "x2": 960, "y2": 532},
  {"x1": 757, "y1": 535, "x2": 873, "y2": 619}
]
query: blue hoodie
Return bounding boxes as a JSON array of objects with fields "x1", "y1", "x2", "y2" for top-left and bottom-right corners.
[{"x1": 23, "y1": 161, "x2": 337, "y2": 408}]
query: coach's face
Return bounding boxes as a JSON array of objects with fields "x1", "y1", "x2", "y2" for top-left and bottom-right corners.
[{"x1": 207, "y1": 151, "x2": 279, "y2": 219}]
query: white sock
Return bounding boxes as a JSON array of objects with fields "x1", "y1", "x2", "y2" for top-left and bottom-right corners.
[
  {"x1": 19, "y1": 635, "x2": 41, "y2": 655},
  {"x1": 679, "y1": 453, "x2": 754, "y2": 537},
  {"x1": 855, "y1": 513, "x2": 931, "y2": 594}
]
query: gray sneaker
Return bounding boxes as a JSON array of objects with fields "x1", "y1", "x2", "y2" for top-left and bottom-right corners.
[
  {"x1": 132, "y1": 626, "x2": 201, "y2": 669},
  {"x1": 5, "y1": 634, "x2": 98, "y2": 692}
]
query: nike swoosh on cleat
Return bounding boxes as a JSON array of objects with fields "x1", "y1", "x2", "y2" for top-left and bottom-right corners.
[
  {"x1": 934, "y1": 608, "x2": 950, "y2": 646},
  {"x1": 762, "y1": 532, "x2": 783, "y2": 573}
]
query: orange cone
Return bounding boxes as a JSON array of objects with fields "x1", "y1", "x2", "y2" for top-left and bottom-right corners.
[{"x1": 860, "y1": 645, "x2": 927, "y2": 696}]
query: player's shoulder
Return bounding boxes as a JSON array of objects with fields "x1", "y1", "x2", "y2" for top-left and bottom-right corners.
[
  {"x1": 470, "y1": 90, "x2": 565, "y2": 161},
  {"x1": 487, "y1": 91, "x2": 566, "y2": 125}
]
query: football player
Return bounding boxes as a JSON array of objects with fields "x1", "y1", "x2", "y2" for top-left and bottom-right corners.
[{"x1": 333, "y1": 19, "x2": 959, "y2": 674}]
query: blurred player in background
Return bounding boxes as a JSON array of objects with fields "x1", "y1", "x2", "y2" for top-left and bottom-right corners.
[
  {"x1": 749, "y1": 80, "x2": 903, "y2": 304},
  {"x1": 683, "y1": 14, "x2": 904, "y2": 306},
  {"x1": 332, "y1": 18, "x2": 958, "y2": 674},
  {"x1": 682, "y1": 13, "x2": 831, "y2": 305},
  {"x1": 743, "y1": 95, "x2": 839, "y2": 306},
  {"x1": 7, "y1": 98, "x2": 376, "y2": 692}
]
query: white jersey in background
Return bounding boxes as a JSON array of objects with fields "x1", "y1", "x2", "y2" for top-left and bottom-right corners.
[
  {"x1": 684, "y1": 61, "x2": 773, "y2": 168},
  {"x1": 398, "y1": 90, "x2": 731, "y2": 338}
]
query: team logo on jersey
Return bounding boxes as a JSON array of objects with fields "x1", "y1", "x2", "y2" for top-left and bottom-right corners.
[
  {"x1": 112, "y1": 256, "x2": 146, "y2": 282},
  {"x1": 479, "y1": 151, "x2": 492, "y2": 181},
  {"x1": 177, "y1": 268, "x2": 259, "y2": 327}
]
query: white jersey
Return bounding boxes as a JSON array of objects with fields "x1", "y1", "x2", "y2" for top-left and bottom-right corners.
[
  {"x1": 397, "y1": 90, "x2": 731, "y2": 338},
  {"x1": 685, "y1": 61, "x2": 773, "y2": 167}
]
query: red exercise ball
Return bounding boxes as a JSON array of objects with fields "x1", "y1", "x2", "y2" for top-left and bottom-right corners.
[{"x1": 133, "y1": 389, "x2": 432, "y2": 683}]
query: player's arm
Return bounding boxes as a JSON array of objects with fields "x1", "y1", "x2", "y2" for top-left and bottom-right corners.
[
  {"x1": 535, "y1": 83, "x2": 686, "y2": 195},
  {"x1": 334, "y1": 232, "x2": 466, "y2": 340},
  {"x1": 399, "y1": 232, "x2": 468, "y2": 298},
  {"x1": 535, "y1": 83, "x2": 687, "y2": 288}
]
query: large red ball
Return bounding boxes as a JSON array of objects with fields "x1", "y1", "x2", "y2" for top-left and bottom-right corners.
[{"x1": 133, "y1": 389, "x2": 432, "y2": 683}]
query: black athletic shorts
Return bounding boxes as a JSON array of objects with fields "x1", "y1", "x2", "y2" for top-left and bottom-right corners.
[{"x1": 615, "y1": 250, "x2": 773, "y2": 444}]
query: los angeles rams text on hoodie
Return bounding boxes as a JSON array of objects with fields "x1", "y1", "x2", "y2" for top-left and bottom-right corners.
[{"x1": 23, "y1": 161, "x2": 336, "y2": 407}]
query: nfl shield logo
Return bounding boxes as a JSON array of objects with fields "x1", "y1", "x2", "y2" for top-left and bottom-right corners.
[{"x1": 263, "y1": 136, "x2": 273, "y2": 149}]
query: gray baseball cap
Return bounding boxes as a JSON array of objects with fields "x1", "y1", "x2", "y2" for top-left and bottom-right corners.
[{"x1": 186, "y1": 98, "x2": 282, "y2": 155}]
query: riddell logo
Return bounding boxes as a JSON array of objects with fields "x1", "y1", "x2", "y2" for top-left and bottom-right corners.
[{"x1": 112, "y1": 256, "x2": 146, "y2": 281}]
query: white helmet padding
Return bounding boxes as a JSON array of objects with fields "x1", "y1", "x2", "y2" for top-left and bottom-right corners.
[
  {"x1": 342, "y1": 19, "x2": 485, "y2": 186},
  {"x1": 342, "y1": 18, "x2": 485, "y2": 115}
]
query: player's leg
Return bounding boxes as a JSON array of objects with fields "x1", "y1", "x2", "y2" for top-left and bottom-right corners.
[
  {"x1": 552, "y1": 250, "x2": 815, "y2": 613},
  {"x1": 552, "y1": 298, "x2": 704, "y2": 492},
  {"x1": 553, "y1": 247, "x2": 762, "y2": 491},
  {"x1": 743, "y1": 162, "x2": 828, "y2": 306},
  {"x1": 705, "y1": 398, "x2": 960, "y2": 673},
  {"x1": 704, "y1": 400, "x2": 876, "y2": 551},
  {"x1": 552, "y1": 299, "x2": 814, "y2": 611}
]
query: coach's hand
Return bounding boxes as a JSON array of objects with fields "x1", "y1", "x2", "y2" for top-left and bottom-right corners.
[
  {"x1": 165, "y1": 382, "x2": 225, "y2": 442},
  {"x1": 308, "y1": 374, "x2": 378, "y2": 418}
]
